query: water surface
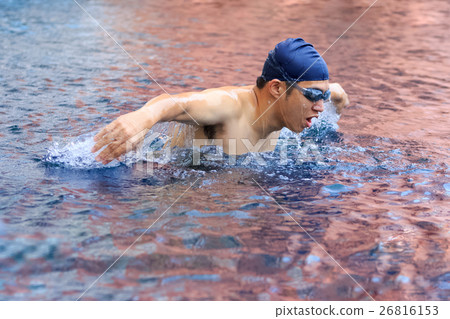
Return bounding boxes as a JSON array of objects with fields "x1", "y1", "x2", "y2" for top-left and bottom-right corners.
[{"x1": 0, "y1": 0, "x2": 449, "y2": 300}]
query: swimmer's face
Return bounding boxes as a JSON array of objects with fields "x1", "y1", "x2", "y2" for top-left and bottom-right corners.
[{"x1": 283, "y1": 80, "x2": 329, "y2": 133}]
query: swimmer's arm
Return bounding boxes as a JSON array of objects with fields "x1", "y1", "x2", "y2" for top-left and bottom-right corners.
[
  {"x1": 144, "y1": 90, "x2": 237, "y2": 125},
  {"x1": 92, "y1": 90, "x2": 237, "y2": 164},
  {"x1": 329, "y1": 83, "x2": 349, "y2": 114}
]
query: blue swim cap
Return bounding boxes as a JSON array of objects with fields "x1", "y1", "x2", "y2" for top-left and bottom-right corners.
[{"x1": 261, "y1": 38, "x2": 329, "y2": 82}]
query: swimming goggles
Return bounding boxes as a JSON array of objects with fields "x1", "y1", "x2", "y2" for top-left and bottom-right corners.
[{"x1": 293, "y1": 84, "x2": 331, "y2": 102}]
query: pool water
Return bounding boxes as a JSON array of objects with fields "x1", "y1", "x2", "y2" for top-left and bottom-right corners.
[{"x1": 0, "y1": 0, "x2": 449, "y2": 300}]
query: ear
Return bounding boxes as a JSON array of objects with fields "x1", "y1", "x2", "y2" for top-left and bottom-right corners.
[{"x1": 267, "y1": 79, "x2": 284, "y2": 98}]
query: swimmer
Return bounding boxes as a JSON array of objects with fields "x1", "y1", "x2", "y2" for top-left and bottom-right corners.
[{"x1": 92, "y1": 38, "x2": 349, "y2": 164}]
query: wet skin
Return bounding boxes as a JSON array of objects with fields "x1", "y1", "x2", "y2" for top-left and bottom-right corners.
[{"x1": 91, "y1": 81, "x2": 349, "y2": 164}]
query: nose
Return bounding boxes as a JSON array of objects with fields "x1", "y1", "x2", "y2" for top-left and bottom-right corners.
[{"x1": 312, "y1": 100, "x2": 324, "y2": 112}]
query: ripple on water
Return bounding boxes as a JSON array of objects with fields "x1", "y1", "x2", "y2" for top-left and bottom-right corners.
[
  {"x1": 322, "y1": 183, "x2": 353, "y2": 196},
  {"x1": 444, "y1": 183, "x2": 450, "y2": 194},
  {"x1": 183, "y1": 234, "x2": 242, "y2": 250},
  {"x1": 2, "y1": 0, "x2": 449, "y2": 301},
  {"x1": 0, "y1": 238, "x2": 59, "y2": 261}
]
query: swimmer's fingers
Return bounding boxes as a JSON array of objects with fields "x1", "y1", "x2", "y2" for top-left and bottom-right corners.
[
  {"x1": 95, "y1": 141, "x2": 121, "y2": 164},
  {"x1": 97, "y1": 141, "x2": 133, "y2": 165},
  {"x1": 96, "y1": 129, "x2": 148, "y2": 164},
  {"x1": 94, "y1": 121, "x2": 117, "y2": 142},
  {"x1": 92, "y1": 112, "x2": 141, "y2": 153},
  {"x1": 103, "y1": 144, "x2": 130, "y2": 164},
  {"x1": 91, "y1": 127, "x2": 121, "y2": 153},
  {"x1": 92, "y1": 110, "x2": 151, "y2": 161},
  {"x1": 92, "y1": 122, "x2": 117, "y2": 153},
  {"x1": 91, "y1": 115, "x2": 134, "y2": 153}
]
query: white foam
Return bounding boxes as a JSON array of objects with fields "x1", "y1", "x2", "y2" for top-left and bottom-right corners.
[{"x1": 44, "y1": 131, "x2": 170, "y2": 169}]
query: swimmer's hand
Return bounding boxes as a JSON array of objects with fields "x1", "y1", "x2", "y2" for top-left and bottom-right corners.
[
  {"x1": 91, "y1": 110, "x2": 150, "y2": 164},
  {"x1": 329, "y1": 83, "x2": 350, "y2": 114}
]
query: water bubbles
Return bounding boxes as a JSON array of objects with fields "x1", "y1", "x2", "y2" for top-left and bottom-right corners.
[
  {"x1": 298, "y1": 102, "x2": 341, "y2": 141},
  {"x1": 43, "y1": 132, "x2": 119, "y2": 169},
  {"x1": 43, "y1": 131, "x2": 170, "y2": 169}
]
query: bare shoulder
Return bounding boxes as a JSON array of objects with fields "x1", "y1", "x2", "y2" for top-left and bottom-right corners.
[
  {"x1": 175, "y1": 85, "x2": 251, "y2": 124},
  {"x1": 197, "y1": 85, "x2": 252, "y2": 106}
]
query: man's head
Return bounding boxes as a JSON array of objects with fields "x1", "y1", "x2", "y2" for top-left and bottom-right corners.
[
  {"x1": 261, "y1": 38, "x2": 328, "y2": 83},
  {"x1": 256, "y1": 38, "x2": 330, "y2": 132}
]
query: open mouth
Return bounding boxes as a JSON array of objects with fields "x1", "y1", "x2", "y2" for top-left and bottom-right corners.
[{"x1": 306, "y1": 116, "x2": 316, "y2": 128}]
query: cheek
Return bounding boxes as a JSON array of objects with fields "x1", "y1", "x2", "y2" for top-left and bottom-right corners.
[
  {"x1": 297, "y1": 101, "x2": 308, "y2": 118},
  {"x1": 286, "y1": 102, "x2": 306, "y2": 130},
  {"x1": 297, "y1": 96, "x2": 310, "y2": 112}
]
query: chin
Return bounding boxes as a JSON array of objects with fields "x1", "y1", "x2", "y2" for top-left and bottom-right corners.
[
  {"x1": 291, "y1": 125, "x2": 305, "y2": 133},
  {"x1": 285, "y1": 121, "x2": 305, "y2": 133}
]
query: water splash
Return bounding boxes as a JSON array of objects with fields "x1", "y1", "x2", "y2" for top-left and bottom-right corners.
[
  {"x1": 43, "y1": 102, "x2": 341, "y2": 170},
  {"x1": 298, "y1": 101, "x2": 341, "y2": 141},
  {"x1": 43, "y1": 131, "x2": 170, "y2": 169},
  {"x1": 44, "y1": 132, "x2": 114, "y2": 169}
]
